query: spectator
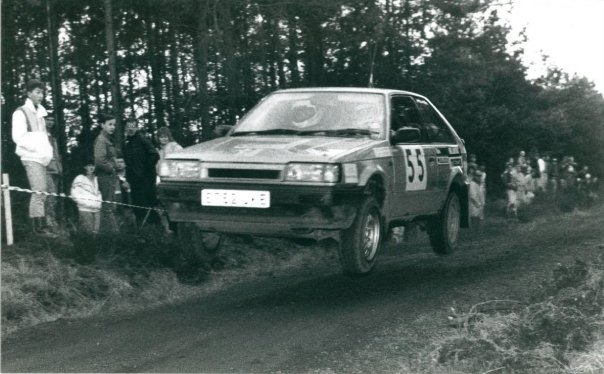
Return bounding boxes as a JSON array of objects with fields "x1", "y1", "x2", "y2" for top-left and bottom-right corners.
[
  {"x1": 517, "y1": 150, "x2": 527, "y2": 166},
  {"x1": 468, "y1": 153, "x2": 478, "y2": 171},
  {"x1": 549, "y1": 158, "x2": 560, "y2": 198},
  {"x1": 156, "y1": 126, "x2": 183, "y2": 164},
  {"x1": 576, "y1": 165, "x2": 598, "y2": 206},
  {"x1": 478, "y1": 163, "x2": 487, "y2": 202},
  {"x1": 156, "y1": 126, "x2": 182, "y2": 234},
  {"x1": 11, "y1": 79, "x2": 54, "y2": 235},
  {"x1": 70, "y1": 159, "x2": 102, "y2": 233},
  {"x1": 123, "y1": 118, "x2": 160, "y2": 227},
  {"x1": 469, "y1": 170, "x2": 485, "y2": 230},
  {"x1": 577, "y1": 165, "x2": 590, "y2": 180},
  {"x1": 518, "y1": 164, "x2": 535, "y2": 206},
  {"x1": 94, "y1": 113, "x2": 121, "y2": 232},
  {"x1": 44, "y1": 112, "x2": 63, "y2": 229},
  {"x1": 501, "y1": 162, "x2": 518, "y2": 219},
  {"x1": 541, "y1": 155, "x2": 550, "y2": 193},
  {"x1": 559, "y1": 160, "x2": 578, "y2": 212},
  {"x1": 535, "y1": 152, "x2": 547, "y2": 193}
]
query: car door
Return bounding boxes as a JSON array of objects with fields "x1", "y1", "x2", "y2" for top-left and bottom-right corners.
[
  {"x1": 389, "y1": 95, "x2": 440, "y2": 219},
  {"x1": 414, "y1": 96, "x2": 460, "y2": 203}
]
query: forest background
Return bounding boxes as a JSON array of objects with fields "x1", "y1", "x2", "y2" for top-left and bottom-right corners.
[{"x1": 2, "y1": 0, "x2": 604, "y2": 196}]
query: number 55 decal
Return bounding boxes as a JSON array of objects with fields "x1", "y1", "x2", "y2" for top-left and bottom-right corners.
[{"x1": 403, "y1": 146, "x2": 427, "y2": 191}]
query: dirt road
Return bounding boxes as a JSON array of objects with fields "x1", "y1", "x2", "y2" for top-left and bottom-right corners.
[{"x1": 3, "y1": 205, "x2": 604, "y2": 373}]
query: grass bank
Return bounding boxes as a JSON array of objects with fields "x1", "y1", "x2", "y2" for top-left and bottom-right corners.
[
  {"x1": 431, "y1": 256, "x2": 604, "y2": 373},
  {"x1": 1, "y1": 227, "x2": 338, "y2": 336}
]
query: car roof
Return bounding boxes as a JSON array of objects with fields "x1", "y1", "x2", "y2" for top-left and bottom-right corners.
[{"x1": 272, "y1": 87, "x2": 425, "y2": 98}]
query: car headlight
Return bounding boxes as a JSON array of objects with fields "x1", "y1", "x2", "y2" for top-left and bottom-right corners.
[
  {"x1": 158, "y1": 160, "x2": 201, "y2": 179},
  {"x1": 284, "y1": 163, "x2": 340, "y2": 183}
]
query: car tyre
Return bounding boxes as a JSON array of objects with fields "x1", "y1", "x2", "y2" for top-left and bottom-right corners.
[
  {"x1": 428, "y1": 191, "x2": 461, "y2": 255},
  {"x1": 177, "y1": 222, "x2": 224, "y2": 265},
  {"x1": 339, "y1": 197, "x2": 383, "y2": 276}
]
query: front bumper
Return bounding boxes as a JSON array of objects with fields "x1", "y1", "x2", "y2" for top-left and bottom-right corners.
[{"x1": 157, "y1": 182, "x2": 364, "y2": 238}]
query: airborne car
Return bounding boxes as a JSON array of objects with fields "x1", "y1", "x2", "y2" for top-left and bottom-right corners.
[{"x1": 157, "y1": 88, "x2": 469, "y2": 275}]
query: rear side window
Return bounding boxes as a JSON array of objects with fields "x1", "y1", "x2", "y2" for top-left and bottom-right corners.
[{"x1": 414, "y1": 98, "x2": 455, "y2": 144}]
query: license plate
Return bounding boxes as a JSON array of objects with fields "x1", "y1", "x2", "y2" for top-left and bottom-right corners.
[{"x1": 201, "y1": 189, "x2": 270, "y2": 208}]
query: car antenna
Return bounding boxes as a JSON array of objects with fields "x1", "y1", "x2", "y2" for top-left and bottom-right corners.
[{"x1": 368, "y1": 43, "x2": 377, "y2": 88}]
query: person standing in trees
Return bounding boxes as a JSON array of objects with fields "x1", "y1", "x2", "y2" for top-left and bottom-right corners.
[
  {"x1": 501, "y1": 162, "x2": 518, "y2": 219},
  {"x1": 478, "y1": 163, "x2": 487, "y2": 204},
  {"x1": 44, "y1": 112, "x2": 63, "y2": 229},
  {"x1": 156, "y1": 127, "x2": 182, "y2": 234},
  {"x1": 122, "y1": 118, "x2": 160, "y2": 227},
  {"x1": 11, "y1": 79, "x2": 55, "y2": 235},
  {"x1": 517, "y1": 150, "x2": 527, "y2": 167},
  {"x1": 94, "y1": 113, "x2": 121, "y2": 232},
  {"x1": 156, "y1": 126, "x2": 183, "y2": 167},
  {"x1": 469, "y1": 169, "x2": 485, "y2": 230},
  {"x1": 549, "y1": 158, "x2": 560, "y2": 199}
]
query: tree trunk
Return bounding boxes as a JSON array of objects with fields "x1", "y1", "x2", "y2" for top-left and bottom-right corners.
[
  {"x1": 77, "y1": 69, "x2": 93, "y2": 156},
  {"x1": 103, "y1": 0, "x2": 123, "y2": 148},
  {"x1": 145, "y1": 7, "x2": 166, "y2": 131},
  {"x1": 94, "y1": 63, "x2": 103, "y2": 114},
  {"x1": 286, "y1": 14, "x2": 301, "y2": 87},
  {"x1": 127, "y1": 64, "x2": 136, "y2": 115},
  {"x1": 168, "y1": 31, "x2": 182, "y2": 135},
  {"x1": 220, "y1": 2, "x2": 239, "y2": 124},
  {"x1": 45, "y1": 0, "x2": 66, "y2": 172},
  {"x1": 1, "y1": 1, "x2": 20, "y2": 177},
  {"x1": 193, "y1": 0, "x2": 211, "y2": 141}
]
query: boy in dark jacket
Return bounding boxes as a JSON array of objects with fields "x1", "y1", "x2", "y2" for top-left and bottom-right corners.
[{"x1": 123, "y1": 118, "x2": 160, "y2": 226}]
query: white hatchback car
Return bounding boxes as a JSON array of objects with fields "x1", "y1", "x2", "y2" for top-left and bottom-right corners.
[{"x1": 158, "y1": 88, "x2": 469, "y2": 275}]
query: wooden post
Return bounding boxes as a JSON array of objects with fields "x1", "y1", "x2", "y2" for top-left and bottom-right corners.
[{"x1": 2, "y1": 174, "x2": 14, "y2": 246}]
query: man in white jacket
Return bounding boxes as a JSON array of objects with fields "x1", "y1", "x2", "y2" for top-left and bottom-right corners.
[{"x1": 11, "y1": 79, "x2": 54, "y2": 235}]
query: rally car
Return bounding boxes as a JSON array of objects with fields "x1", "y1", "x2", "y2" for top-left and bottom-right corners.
[{"x1": 157, "y1": 88, "x2": 469, "y2": 275}]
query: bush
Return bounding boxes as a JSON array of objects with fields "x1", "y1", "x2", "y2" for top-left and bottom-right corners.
[{"x1": 434, "y1": 256, "x2": 604, "y2": 372}]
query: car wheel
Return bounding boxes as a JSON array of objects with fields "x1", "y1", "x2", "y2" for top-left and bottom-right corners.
[
  {"x1": 428, "y1": 191, "x2": 461, "y2": 255},
  {"x1": 339, "y1": 197, "x2": 383, "y2": 276},
  {"x1": 177, "y1": 222, "x2": 224, "y2": 265}
]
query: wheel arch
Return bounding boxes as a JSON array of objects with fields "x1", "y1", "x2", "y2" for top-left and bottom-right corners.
[
  {"x1": 449, "y1": 173, "x2": 470, "y2": 228},
  {"x1": 363, "y1": 174, "x2": 386, "y2": 207},
  {"x1": 358, "y1": 163, "x2": 388, "y2": 207}
]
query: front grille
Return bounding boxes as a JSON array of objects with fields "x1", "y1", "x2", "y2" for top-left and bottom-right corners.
[{"x1": 208, "y1": 168, "x2": 281, "y2": 179}]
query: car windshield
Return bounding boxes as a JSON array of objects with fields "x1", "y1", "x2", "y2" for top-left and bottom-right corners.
[{"x1": 232, "y1": 92, "x2": 386, "y2": 139}]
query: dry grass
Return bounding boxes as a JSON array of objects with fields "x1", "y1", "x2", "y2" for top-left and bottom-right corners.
[
  {"x1": 567, "y1": 337, "x2": 604, "y2": 373},
  {"x1": 429, "y1": 255, "x2": 604, "y2": 373},
  {"x1": 1, "y1": 227, "x2": 338, "y2": 336}
]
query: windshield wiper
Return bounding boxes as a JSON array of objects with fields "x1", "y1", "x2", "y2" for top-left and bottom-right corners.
[
  {"x1": 317, "y1": 128, "x2": 376, "y2": 137},
  {"x1": 231, "y1": 129, "x2": 302, "y2": 136},
  {"x1": 231, "y1": 128, "x2": 378, "y2": 137}
]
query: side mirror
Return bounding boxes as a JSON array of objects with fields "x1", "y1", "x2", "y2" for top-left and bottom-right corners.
[
  {"x1": 214, "y1": 125, "x2": 233, "y2": 137},
  {"x1": 392, "y1": 127, "x2": 421, "y2": 143}
]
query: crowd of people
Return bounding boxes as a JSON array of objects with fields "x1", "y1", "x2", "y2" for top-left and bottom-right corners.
[
  {"x1": 500, "y1": 150, "x2": 599, "y2": 218},
  {"x1": 10, "y1": 79, "x2": 182, "y2": 237}
]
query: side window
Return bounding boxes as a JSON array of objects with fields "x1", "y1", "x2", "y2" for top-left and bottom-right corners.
[
  {"x1": 414, "y1": 98, "x2": 455, "y2": 143},
  {"x1": 390, "y1": 96, "x2": 425, "y2": 141}
]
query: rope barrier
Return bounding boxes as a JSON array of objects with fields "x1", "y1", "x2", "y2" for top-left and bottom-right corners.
[{"x1": 0, "y1": 184, "x2": 165, "y2": 213}]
